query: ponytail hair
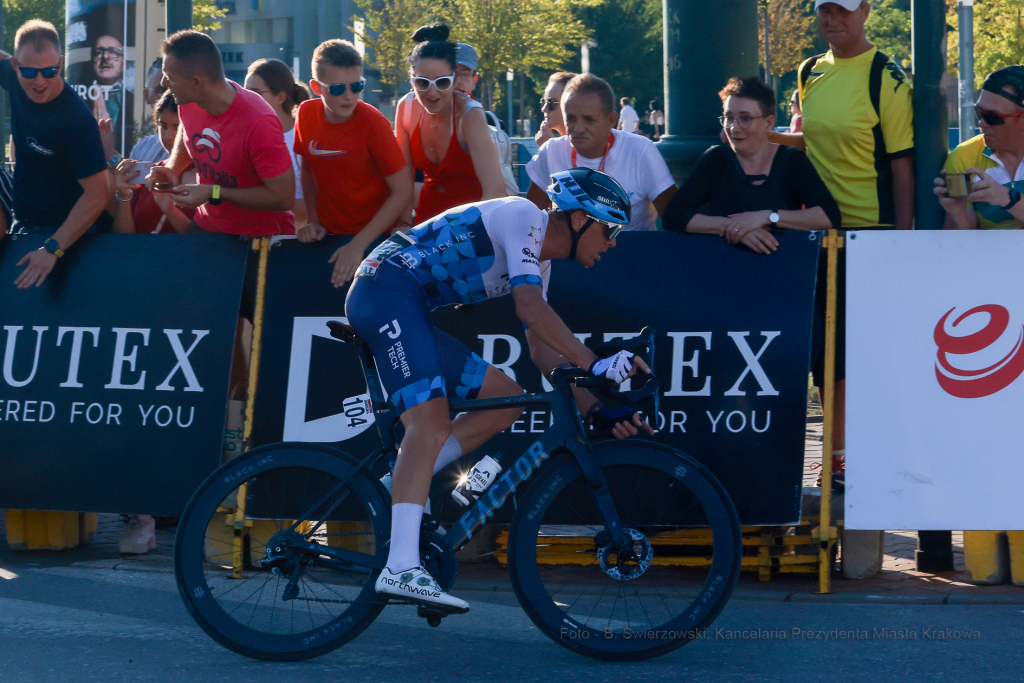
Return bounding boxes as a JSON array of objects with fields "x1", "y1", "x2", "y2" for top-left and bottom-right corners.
[
  {"x1": 406, "y1": 23, "x2": 457, "y2": 70},
  {"x1": 247, "y1": 58, "x2": 310, "y2": 116}
]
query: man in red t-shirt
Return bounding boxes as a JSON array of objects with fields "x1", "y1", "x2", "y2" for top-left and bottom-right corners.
[
  {"x1": 149, "y1": 30, "x2": 295, "y2": 236},
  {"x1": 294, "y1": 39, "x2": 411, "y2": 286}
]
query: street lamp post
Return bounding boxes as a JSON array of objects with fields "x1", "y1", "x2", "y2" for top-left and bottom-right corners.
[
  {"x1": 957, "y1": 0, "x2": 977, "y2": 144},
  {"x1": 507, "y1": 69, "x2": 515, "y2": 136}
]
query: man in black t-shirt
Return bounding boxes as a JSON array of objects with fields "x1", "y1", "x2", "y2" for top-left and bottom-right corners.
[{"x1": 2, "y1": 20, "x2": 109, "y2": 289}]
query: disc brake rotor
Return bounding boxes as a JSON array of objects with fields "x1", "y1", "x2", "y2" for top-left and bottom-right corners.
[{"x1": 597, "y1": 528, "x2": 653, "y2": 581}]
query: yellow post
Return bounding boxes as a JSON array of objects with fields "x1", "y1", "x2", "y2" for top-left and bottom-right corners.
[
  {"x1": 231, "y1": 237, "x2": 271, "y2": 579},
  {"x1": 817, "y1": 229, "x2": 843, "y2": 594}
]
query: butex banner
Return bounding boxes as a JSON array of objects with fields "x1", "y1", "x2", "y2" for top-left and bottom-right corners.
[
  {"x1": 0, "y1": 234, "x2": 248, "y2": 514},
  {"x1": 253, "y1": 231, "x2": 820, "y2": 526},
  {"x1": 847, "y1": 230, "x2": 1024, "y2": 530}
]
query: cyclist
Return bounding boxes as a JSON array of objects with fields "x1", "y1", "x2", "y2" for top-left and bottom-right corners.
[{"x1": 344, "y1": 168, "x2": 651, "y2": 613}]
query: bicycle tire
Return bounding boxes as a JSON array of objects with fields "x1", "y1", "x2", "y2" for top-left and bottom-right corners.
[
  {"x1": 507, "y1": 440, "x2": 741, "y2": 661},
  {"x1": 175, "y1": 442, "x2": 390, "y2": 661}
]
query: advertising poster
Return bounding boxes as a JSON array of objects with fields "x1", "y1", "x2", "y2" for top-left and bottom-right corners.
[{"x1": 65, "y1": 0, "x2": 136, "y2": 154}]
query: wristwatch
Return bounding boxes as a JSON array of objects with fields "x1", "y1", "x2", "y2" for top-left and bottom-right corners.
[
  {"x1": 1003, "y1": 187, "x2": 1021, "y2": 211},
  {"x1": 42, "y1": 238, "x2": 64, "y2": 258},
  {"x1": 108, "y1": 153, "x2": 123, "y2": 169},
  {"x1": 769, "y1": 211, "x2": 780, "y2": 229},
  {"x1": 209, "y1": 184, "x2": 223, "y2": 206}
]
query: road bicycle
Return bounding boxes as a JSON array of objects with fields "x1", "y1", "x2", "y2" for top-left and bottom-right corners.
[{"x1": 174, "y1": 323, "x2": 741, "y2": 661}]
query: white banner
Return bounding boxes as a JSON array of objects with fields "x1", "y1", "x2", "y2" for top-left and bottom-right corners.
[{"x1": 847, "y1": 230, "x2": 1024, "y2": 529}]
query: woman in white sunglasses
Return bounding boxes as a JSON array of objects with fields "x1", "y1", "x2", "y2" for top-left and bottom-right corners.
[{"x1": 394, "y1": 24, "x2": 506, "y2": 223}]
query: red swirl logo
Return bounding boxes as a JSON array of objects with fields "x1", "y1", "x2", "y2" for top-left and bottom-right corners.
[{"x1": 934, "y1": 305, "x2": 1024, "y2": 398}]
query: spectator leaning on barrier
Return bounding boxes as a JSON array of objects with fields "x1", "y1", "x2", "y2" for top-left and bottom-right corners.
[
  {"x1": 128, "y1": 59, "x2": 171, "y2": 164},
  {"x1": 294, "y1": 39, "x2": 412, "y2": 286},
  {"x1": 149, "y1": 30, "x2": 295, "y2": 237},
  {"x1": 535, "y1": 71, "x2": 575, "y2": 148},
  {"x1": 936, "y1": 66, "x2": 1024, "y2": 230},
  {"x1": 395, "y1": 24, "x2": 506, "y2": 223},
  {"x1": 789, "y1": 90, "x2": 803, "y2": 133},
  {"x1": 617, "y1": 97, "x2": 639, "y2": 134},
  {"x1": 525, "y1": 73, "x2": 677, "y2": 232},
  {"x1": 2, "y1": 20, "x2": 109, "y2": 289},
  {"x1": 245, "y1": 58, "x2": 311, "y2": 227},
  {"x1": 663, "y1": 77, "x2": 840, "y2": 249},
  {"x1": 109, "y1": 92, "x2": 198, "y2": 234},
  {"x1": 768, "y1": 0, "x2": 914, "y2": 489}
]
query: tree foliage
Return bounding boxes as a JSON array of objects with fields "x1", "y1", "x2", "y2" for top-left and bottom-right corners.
[
  {"x1": 194, "y1": 0, "x2": 229, "y2": 33},
  {"x1": 948, "y1": 0, "x2": 1024, "y2": 88},
  {"x1": 864, "y1": 0, "x2": 910, "y2": 68},
  {"x1": 758, "y1": 0, "x2": 815, "y2": 78},
  {"x1": 350, "y1": 0, "x2": 453, "y2": 89},
  {"x1": 3, "y1": 0, "x2": 65, "y2": 54}
]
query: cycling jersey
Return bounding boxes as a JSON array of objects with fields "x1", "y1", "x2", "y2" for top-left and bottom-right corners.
[
  {"x1": 356, "y1": 196, "x2": 551, "y2": 308},
  {"x1": 346, "y1": 196, "x2": 550, "y2": 414}
]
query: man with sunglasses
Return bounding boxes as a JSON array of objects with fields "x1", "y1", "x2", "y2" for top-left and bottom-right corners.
[
  {"x1": 0, "y1": 20, "x2": 109, "y2": 288},
  {"x1": 293, "y1": 39, "x2": 411, "y2": 286},
  {"x1": 937, "y1": 66, "x2": 1024, "y2": 230}
]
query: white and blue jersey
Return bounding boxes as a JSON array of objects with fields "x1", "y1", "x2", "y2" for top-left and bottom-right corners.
[{"x1": 346, "y1": 197, "x2": 550, "y2": 413}]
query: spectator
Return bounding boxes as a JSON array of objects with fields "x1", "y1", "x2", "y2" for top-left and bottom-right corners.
[
  {"x1": 663, "y1": 77, "x2": 840, "y2": 250},
  {"x1": 245, "y1": 58, "x2": 311, "y2": 226},
  {"x1": 789, "y1": 89, "x2": 802, "y2": 133},
  {"x1": 936, "y1": 65, "x2": 1024, "y2": 230},
  {"x1": 394, "y1": 24, "x2": 505, "y2": 222},
  {"x1": 294, "y1": 39, "x2": 412, "y2": 286},
  {"x1": 617, "y1": 96, "x2": 639, "y2": 134},
  {"x1": 525, "y1": 73, "x2": 677, "y2": 232},
  {"x1": 149, "y1": 30, "x2": 295, "y2": 238},
  {"x1": 647, "y1": 99, "x2": 664, "y2": 140},
  {"x1": 3, "y1": 20, "x2": 109, "y2": 289},
  {"x1": 455, "y1": 43, "x2": 478, "y2": 95},
  {"x1": 109, "y1": 92, "x2": 197, "y2": 234},
  {"x1": 769, "y1": 0, "x2": 915, "y2": 488},
  {"x1": 127, "y1": 59, "x2": 170, "y2": 164},
  {"x1": 535, "y1": 71, "x2": 575, "y2": 148}
]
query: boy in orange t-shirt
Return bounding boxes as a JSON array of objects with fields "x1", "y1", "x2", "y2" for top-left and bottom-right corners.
[{"x1": 295, "y1": 39, "x2": 412, "y2": 286}]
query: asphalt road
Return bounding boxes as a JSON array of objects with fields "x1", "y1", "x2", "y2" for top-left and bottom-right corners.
[{"x1": 0, "y1": 564, "x2": 1020, "y2": 683}]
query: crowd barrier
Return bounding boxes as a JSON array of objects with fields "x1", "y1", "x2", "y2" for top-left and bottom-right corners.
[{"x1": 1, "y1": 230, "x2": 825, "y2": 575}]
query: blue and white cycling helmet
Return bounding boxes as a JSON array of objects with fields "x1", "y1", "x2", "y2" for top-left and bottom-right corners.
[{"x1": 546, "y1": 169, "x2": 630, "y2": 260}]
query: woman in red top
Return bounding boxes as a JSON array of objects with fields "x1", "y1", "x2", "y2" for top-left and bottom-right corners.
[
  {"x1": 395, "y1": 24, "x2": 505, "y2": 223},
  {"x1": 110, "y1": 92, "x2": 197, "y2": 233}
]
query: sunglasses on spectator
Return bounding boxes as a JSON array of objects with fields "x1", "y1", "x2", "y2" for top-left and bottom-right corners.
[
  {"x1": 975, "y1": 105, "x2": 1024, "y2": 126},
  {"x1": 410, "y1": 73, "x2": 456, "y2": 92},
  {"x1": 18, "y1": 65, "x2": 60, "y2": 79},
  {"x1": 539, "y1": 97, "x2": 560, "y2": 112},
  {"x1": 313, "y1": 78, "x2": 366, "y2": 96},
  {"x1": 718, "y1": 115, "x2": 766, "y2": 129},
  {"x1": 92, "y1": 47, "x2": 124, "y2": 59}
]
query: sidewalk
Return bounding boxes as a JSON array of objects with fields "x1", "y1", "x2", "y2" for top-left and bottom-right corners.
[{"x1": 2, "y1": 413, "x2": 1022, "y2": 605}]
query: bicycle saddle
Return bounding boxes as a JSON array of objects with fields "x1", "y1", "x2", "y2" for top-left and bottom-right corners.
[{"x1": 326, "y1": 320, "x2": 360, "y2": 344}]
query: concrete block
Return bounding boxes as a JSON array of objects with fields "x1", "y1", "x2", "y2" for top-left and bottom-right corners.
[
  {"x1": 964, "y1": 530, "x2": 1010, "y2": 585},
  {"x1": 1007, "y1": 531, "x2": 1024, "y2": 587},
  {"x1": 841, "y1": 529, "x2": 884, "y2": 579}
]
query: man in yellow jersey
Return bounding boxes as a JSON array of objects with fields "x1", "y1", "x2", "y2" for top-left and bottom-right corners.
[
  {"x1": 937, "y1": 66, "x2": 1024, "y2": 230},
  {"x1": 770, "y1": 0, "x2": 915, "y2": 491}
]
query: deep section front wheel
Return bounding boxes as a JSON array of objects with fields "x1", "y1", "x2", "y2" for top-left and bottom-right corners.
[
  {"x1": 174, "y1": 443, "x2": 390, "y2": 661},
  {"x1": 507, "y1": 440, "x2": 741, "y2": 661}
]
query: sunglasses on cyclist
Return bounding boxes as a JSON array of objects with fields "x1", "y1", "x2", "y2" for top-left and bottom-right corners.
[
  {"x1": 539, "y1": 97, "x2": 560, "y2": 112},
  {"x1": 603, "y1": 222, "x2": 623, "y2": 240},
  {"x1": 410, "y1": 73, "x2": 456, "y2": 92},
  {"x1": 313, "y1": 78, "x2": 366, "y2": 96},
  {"x1": 18, "y1": 64, "x2": 60, "y2": 79},
  {"x1": 975, "y1": 105, "x2": 1024, "y2": 126}
]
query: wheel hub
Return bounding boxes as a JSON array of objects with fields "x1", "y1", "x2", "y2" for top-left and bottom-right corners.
[{"x1": 597, "y1": 528, "x2": 653, "y2": 581}]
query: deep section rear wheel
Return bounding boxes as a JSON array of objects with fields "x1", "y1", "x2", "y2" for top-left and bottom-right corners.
[
  {"x1": 507, "y1": 440, "x2": 741, "y2": 661},
  {"x1": 174, "y1": 443, "x2": 390, "y2": 661}
]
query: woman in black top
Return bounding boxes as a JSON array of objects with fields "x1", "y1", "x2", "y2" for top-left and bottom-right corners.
[{"x1": 663, "y1": 77, "x2": 840, "y2": 253}]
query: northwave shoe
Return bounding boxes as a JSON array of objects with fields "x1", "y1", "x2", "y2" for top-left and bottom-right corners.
[{"x1": 375, "y1": 566, "x2": 469, "y2": 613}]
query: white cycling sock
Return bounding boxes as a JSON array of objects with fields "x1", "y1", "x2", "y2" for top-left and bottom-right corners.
[
  {"x1": 432, "y1": 434, "x2": 463, "y2": 475},
  {"x1": 386, "y1": 502, "x2": 424, "y2": 572}
]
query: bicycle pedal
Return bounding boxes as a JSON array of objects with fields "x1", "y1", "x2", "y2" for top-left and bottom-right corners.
[{"x1": 417, "y1": 605, "x2": 452, "y2": 627}]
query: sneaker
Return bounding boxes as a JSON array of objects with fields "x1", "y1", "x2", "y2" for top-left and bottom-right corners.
[
  {"x1": 375, "y1": 566, "x2": 469, "y2": 613},
  {"x1": 452, "y1": 455, "x2": 502, "y2": 507},
  {"x1": 119, "y1": 515, "x2": 156, "y2": 555},
  {"x1": 380, "y1": 472, "x2": 431, "y2": 515},
  {"x1": 813, "y1": 453, "x2": 845, "y2": 492}
]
